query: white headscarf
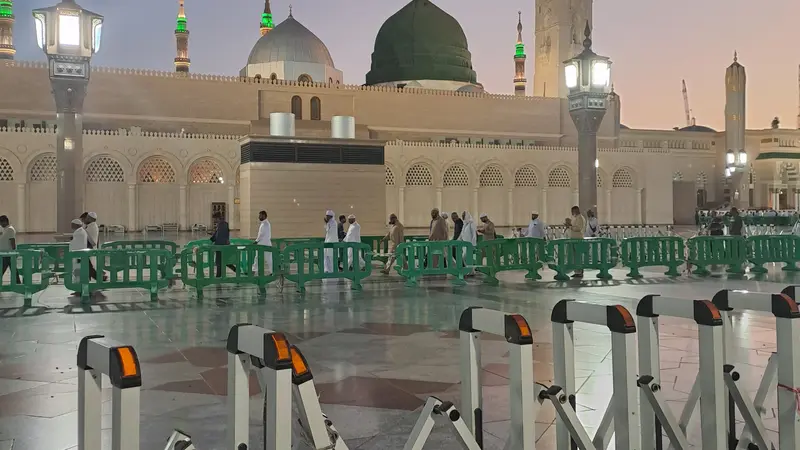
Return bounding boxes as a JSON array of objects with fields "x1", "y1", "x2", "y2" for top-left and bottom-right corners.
[{"x1": 460, "y1": 212, "x2": 477, "y2": 246}]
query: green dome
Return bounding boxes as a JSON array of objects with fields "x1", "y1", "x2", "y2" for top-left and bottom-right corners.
[{"x1": 365, "y1": 0, "x2": 477, "y2": 86}]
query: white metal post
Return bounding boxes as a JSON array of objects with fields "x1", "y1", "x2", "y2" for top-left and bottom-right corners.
[
  {"x1": 610, "y1": 331, "x2": 640, "y2": 450},
  {"x1": 776, "y1": 316, "x2": 800, "y2": 449},
  {"x1": 77, "y1": 366, "x2": 102, "y2": 450},
  {"x1": 697, "y1": 324, "x2": 726, "y2": 449},
  {"x1": 553, "y1": 321, "x2": 576, "y2": 450},
  {"x1": 460, "y1": 330, "x2": 481, "y2": 439},
  {"x1": 227, "y1": 353, "x2": 250, "y2": 449},
  {"x1": 637, "y1": 315, "x2": 660, "y2": 450},
  {"x1": 264, "y1": 366, "x2": 293, "y2": 450},
  {"x1": 508, "y1": 338, "x2": 536, "y2": 449},
  {"x1": 112, "y1": 386, "x2": 140, "y2": 450}
]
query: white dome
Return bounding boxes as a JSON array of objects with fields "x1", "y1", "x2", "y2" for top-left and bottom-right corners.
[{"x1": 246, "y1": 15, "x2": 335, "y2": 67}]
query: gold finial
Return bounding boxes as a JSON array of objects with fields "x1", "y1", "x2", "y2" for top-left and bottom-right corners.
[
  {"x1": 733, "y1": 50, "x2": 738, "y2": 63},
  {"x1": 289, "y1": 4, "x2": 293, "y2": 16},
  {"x1": 516, "y1": 11, "x2": 523, "y2": 43},
  {"x1": 178, "y1": 0, "x2": 186, "y2": 18}
]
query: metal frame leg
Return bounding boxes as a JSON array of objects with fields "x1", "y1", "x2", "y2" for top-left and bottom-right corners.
[
  {"x1": 723, "y1": 370, "x2": 771, "y2": 449},
  {"x1": 227, "y1": 353, "x2": 250, "y2": 449},
  {"x1": 538, "y1": 385, "x2": 595, "y2": 450},
  {"x1": 611, "y1": 331, "x2": 641, "y2": 450},
  {"x1": 293, "y1": 378, "x2": 346, "y2": 449},
  {"x1": 552, "y1": 321, "x2": 576, "y2": 450},
  {"x1": 459, "y1": 330, "x2": 482, "y2": 443},
  {"x1": 403, "y1": 397, "x2": 482, "y2": 450},
  {"x1": 637, "y1": 315, "x2": 660, "y2": 450},
  {"x1": 507, "y1": 338, "x2": 536, "y2": 449},
  {"x1": 264, "y1": 366, "x2": 293, "y2": 450},
  {"x1": 776, "y1": 316, "x2": 800, "y2": 449},
  {"x1": 698, "y1": 324, "x2": 726, "y2": 450},
  {"x1": 78, "y1": 366, "x2": 102, "y2": 450},
  {"x1": 638, "y1": 377, "x2": 690, "y2": 450},
  {"x1": 112, "y1": 385, "x2": 140, "y2": 450}
]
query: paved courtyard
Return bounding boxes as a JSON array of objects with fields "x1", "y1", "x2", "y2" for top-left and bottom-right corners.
[{"x1": 0, "y1": 232, "x2": 791, "y2": 449}]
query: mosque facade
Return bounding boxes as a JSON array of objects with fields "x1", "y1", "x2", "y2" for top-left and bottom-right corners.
[{"x1": 0, "y1": 0, "x2": 798, "y2": 236}]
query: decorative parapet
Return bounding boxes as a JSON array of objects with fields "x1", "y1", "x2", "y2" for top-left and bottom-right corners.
[
  {"x1": 0, "y1": 126, "x2": 243, "y2": 140},
  {"x1": 386, "y1": 139, "x2": 672, "y2": 154},
  {"x1": 2, "y1": 60, "x2": 555, "y2": 102}
]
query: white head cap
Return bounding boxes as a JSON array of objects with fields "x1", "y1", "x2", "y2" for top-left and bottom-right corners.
[
  {"x1": 325, "y1": 210, "x2": 335, "y2": 217},
  {"x1": 71, "y1": 219, "x2": 84, "y2": 226},
  {"x1": 348, "y1": 214, "x2": 356, "y2": 220},
  {"x1": 480, "y1": 213, "x2": 488, "y2": 219},
  {"x1": 88, "y1": 212, "x2": 97, "y2": 220}
]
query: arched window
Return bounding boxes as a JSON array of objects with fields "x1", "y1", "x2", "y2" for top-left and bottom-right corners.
[
  {"x1": 270, "y1": 73, "x2": 277, "y2": 81},
  {"x1": 406, "y1": 164, "x2": 433, "y2": 186},
  {"x1": 29, "y1": 153, "x2": 56, "y2": 182},
  {"x1": 514, "y1": 166, "x2": 538, "y2": 187},
  {"x1": 254, "y1": 74, "x2": 262, "y2": 80},
  {"x1": 310, "y1": 97, "x2": 322, "y2": 121},
  {"x1": 547, "y1": 166, "x2": 572, "y2": 188},
  {"x1": 297, "y1": 74, "x2": 312, "y2": 83},
  {"x1": 612, "y1": 168, "x2": 634, "y2": 188},
  {"x1": 0, "y1": 157, "x2": 13, "y2": 181},
  {"x1": 328, "y1": 77, "x2": 333, "y2": 84},
  {"x1": 479, "y1": 165, "x2": 504, "y2": 187},
  {"x1": 138, "y1": 156, "x2": 176, "y2": 183},
  {"x1": 189, "y1": 158, "x2": 225, "y2": 184},
  {"x1": 443, "y1": 165, "x2": 470, "y2": 187},
  {"x1": 85, "y1": 155, "x2": 125, "y2": 182},
  {"x1": 385, "y1": 167, "x2": 395, "y2": 186},
  {"x1": 291, "y1": 96, "x2": 303, "y2": 120}
]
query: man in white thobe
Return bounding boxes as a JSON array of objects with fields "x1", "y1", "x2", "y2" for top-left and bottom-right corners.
[
  {"x1": 343, "y1": 214, "x2": 364, "y2": 270},
  {"x1": 253, "y1": 210, "x2": 273, "y2": 274},
  {"x1": 527, "y1": 212, "x2": 546, "y2": 239},
  {"x1": 69, "y1": 218, "x2": 89, "y2": 295},
  {"x1": 323, "y1": 210, "x2": 338, "y2": 272}
]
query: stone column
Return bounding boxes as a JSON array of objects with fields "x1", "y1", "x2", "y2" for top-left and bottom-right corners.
[
  {"x1": 572, "y1": 189, "x2": 579, "y2": 208},
  {"x1": 472, "y1": 188, "x2": 479, "y2": 217},
  {"x1": 16, "y1": 183, "x2": 25, "y2": 232},
  {"x1": 436, "y1": 187, "x2": 442, "y2": 210},
  {"x1": 794, "y1": 189, "x2": 799, "y2": 211},
  {"x1": 636, "y1": 189, "x2": 643, "y2": 224},
  {"x1": 606, "y1": 189, "x2": 612, "y2": 222},
  {"x1": 398, "y1": 187, "x2": 405, "y2": 221},
  {"x1": 541, "y1": 188, "x2": 548, "y2": 222},
  {"x1": 127, "y1": 184, "x2": 136, "y2": 231},
  {"x1": 179, "y1": 185, "x2": 187, "y2": 230},
  {"x1": 507, "y1": 188, "x2": 514, "y2": 226},
  {"x1": 227, "y1": 186, "x2": 235, "y2": 229}
]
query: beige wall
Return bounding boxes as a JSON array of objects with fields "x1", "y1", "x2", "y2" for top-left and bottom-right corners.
[{"x1": 240, "y1": 163, "x2": 385, "y2": 238}]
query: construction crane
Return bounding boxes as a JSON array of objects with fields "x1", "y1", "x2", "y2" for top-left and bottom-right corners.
[{"x1": 681, "y1": 79, "x2": 694, "y2": 127}]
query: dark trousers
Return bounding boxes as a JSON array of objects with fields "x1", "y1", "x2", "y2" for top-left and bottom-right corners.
[
  {"x1": 88, "y1": 260, "x2": 99, "y2": 281},
  {"x1": 1, "y1": 256, "x2": 21, "y2": 284},
  {"x1": 214, "y1": 251, "x2": 237, "y2": 277}
]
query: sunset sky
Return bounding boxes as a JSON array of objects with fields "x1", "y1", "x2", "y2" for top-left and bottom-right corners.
[{"x1": 13, "y1": 0, "x2": 800, "y2": 131}]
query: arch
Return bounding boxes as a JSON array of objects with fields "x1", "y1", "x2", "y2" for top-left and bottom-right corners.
[
  {"x1": 137, "y1": 156, "x2": 177, "y2": 184},
  {"x1": 405, "y1": 163, "x2": 434, "y2": 187},
  {"x1": 269, "y1": 73, "x2": 277, "y2": 81},
  {"x1": 188, "y1": 157, "x2": 226, "y2": 184},
  {"x1": 612, "y1": 167, "x2": 635, "y2": 188},
  {"x1": 310, "y1": 96, "x2": 321, "y2": 121},
  {"x1": 696, "y1": 171, "x2": 708, "y2": 188},
  {"x1": 514, "y1": 165, "x2": 539, "y2": 187},
  {"x1": 328, "y1": 77, "x2": 333, "y2": 84},
  {"x1": 85, "y1": 155, "x2": 125, "y2": 183},
  {"x1": 443, "y1": 164, "x2": 470, "y2": 187},
  {"x1": 297, "y1": 74, "x2": 312, "y2": 83},
  {"x1": 291, "y1": 95, "x2": 303, "y2": 120},
  {"x1": 547, "y1": 165, "x2": 573, "y2": 188},
  {"x1": 254, "y1": 74, "x2": 262, "y2": 80},
  {"x1": 0, "y1": 157, "x2": 13, "y2": 181},
  {"x1": 385, "y1": 166, "x2": 396, "y2": 186},
  {"x1": 28, "y1": 152, "x2": 56, "y2": 182},
  {"x1": 596, "y1": 169, "x2": 604, "y2": 188},
  {"x1": 479, "y1": 164, "x2": 505, "y2": 187},
  {"x1": 235, "y1": 166, "x2": 240, "y2": 185},
  {"x1": 673, "y1": 171, "x2": 684, "y2": 181},
  {"x1": 0, "y1": 147, "x2": 22, "y2": 179}
]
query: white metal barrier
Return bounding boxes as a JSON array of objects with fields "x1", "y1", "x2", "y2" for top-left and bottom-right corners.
[
  {"x1": 635, "y1": 295, "x2": 726, "y2": 450},
  {"x1": 543, "y1": 299, "x2": 639, "y2": 450},
  {"x1": 225, "y1": 323, "x2": 347, "y2": 450},
  {"x1": 77, "y1": 335, "x2": 142, "y2": 450},
  {"x1": 707, "y1": 288, "x2": 800, "y2": 450},
  {"x1": 456, "y1": 307, "x2": 536, "y2": 449}
]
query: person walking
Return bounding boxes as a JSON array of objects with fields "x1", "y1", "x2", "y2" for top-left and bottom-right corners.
[
  {"x1": 729, "y1": 207, "x2": 744, "y2": 236},
  {"x1": 253, "y1": 210, "x2": 273, "y2": 274},
  {"x1": 210, "y1": 212, "x2": 236, "y2": 277},
  {"x1": 0, "y1": 215, "x2": 21, "y2": 285},
  {"x1": 566, "y1": 206, "x2": 586, "y2": 278},
  {"x1": 381, "y1": 214, "x2": 404, "y2": 274}
]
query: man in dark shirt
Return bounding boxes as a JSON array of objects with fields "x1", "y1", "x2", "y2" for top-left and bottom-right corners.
[
  {"x1": 450, "y1": 212, "x2": 464, "y2": 240},
  {"x1": 337, "y1": 215, "x2": 347, "y2": 241},
  {"x1": 708, "y1": 212, "x2": 724, "y2": 236},
  {"x1": 729, "y1": 207, "x2": 744, "y2": 236},
  {"x1": 210, "y1": 212, "x2": 236, "y2": 277}
]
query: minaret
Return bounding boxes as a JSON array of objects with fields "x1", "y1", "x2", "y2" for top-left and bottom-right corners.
[
  {"x1": 260, "y1": 0, "x2": 274, "y2": 36},
  {"x1": 725, "y1": 51, "x2": 746, "y2": 155},
  {"x1": 513, "y1": 11, "x2": 527, "y2": 96},
  {"x1": 0, "y1": 0, "x2": 15, "y2": 60},
  {"x1": 796, "y1": 64, "x2": 799, "y2": 129},
  {"x1": 174, "y1": 0, "x2": 190, "y2": 73},
  {"x1": 533, "y1": 0, "x2": 593, "y2": 98}
]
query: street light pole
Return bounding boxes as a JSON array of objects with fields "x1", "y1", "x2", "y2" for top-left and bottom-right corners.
[
  {"x1": 33, "y1": 0, "x2": 102, "y2": 233},
  {"x1": 564, "y1": 22, "x2": 611, "y2": 215}
]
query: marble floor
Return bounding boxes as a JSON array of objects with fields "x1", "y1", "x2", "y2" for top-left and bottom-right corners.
[{"x1": 0, "y1": 233, "x2": 792, "y2": 449}]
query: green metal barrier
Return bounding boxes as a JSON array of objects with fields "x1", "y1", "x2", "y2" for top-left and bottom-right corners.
[
  {"x1": 546, "y1": 238, "x2": 618, "y2": 281},
  {"x1": 394, "y1": 240, "x2": 475, "y2": 286},
  {"x1": 273, "y1": 237, "x2": 324, "y2": 264},
  {"x1": 0, "y1": 250, "x2": 53, "y2": 304},
  {"x1": 620, "y1": 236, "x2": 685, "y2": 278},
  {"x1": 102, "y1": 240, "x2": 179, "y2": 255},
  {"x1": 686, "y1": 235, "x2": 747, "y2": 276},
  {"x1": 476, "y1": 237, "x2": 546, "y2": 285},
  {"x1": 64, "y1": 249, "x2": 174, "y2": 302},
  {"x1": 180, "y1": 244, "x2": 280, "y2": 299},
  {"x1": 281, "y1": 242, "x2": 372, "y2": 293},
  {"x1": 17, "y1": 243, "x2": 69, "y2": 276},
  {"x1": 747, "y1": 235, "x2": 800, "y2": 273}
]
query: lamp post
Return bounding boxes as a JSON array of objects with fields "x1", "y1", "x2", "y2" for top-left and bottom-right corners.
[
  {"x1": 32, "y1": 0, "x2": 102, "y2": 233},
  {"x1": 564, "y1": 22, "x2": 611, "y2": 215}
]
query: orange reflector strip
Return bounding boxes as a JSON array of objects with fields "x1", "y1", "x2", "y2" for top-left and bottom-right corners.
[
  {"x1": 510, "y1": 314, "x2": 531, "y2": 338},
  {"x1": 271, "y1": 334, "x2": 291, "y2": 361},
  {"x1": 115, "y1": 347, "x2": 139, "y2": 377},
  {"x1": 700, "y1": 300, "x2": 722, "y2": 320},
  {"x1": 780, "y1": 293, "x2": 800, "y2": 313},
  {"x1": 290, "y1": 347, "x2": 309, "y2": 376},
  {"x1": 614, "y1": 305, "x2": 636, "y2": 328}
]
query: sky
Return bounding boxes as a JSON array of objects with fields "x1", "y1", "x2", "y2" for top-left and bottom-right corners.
[{"x1": 12, "y1": 0, "x2": 800, "y2": 131}]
